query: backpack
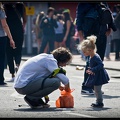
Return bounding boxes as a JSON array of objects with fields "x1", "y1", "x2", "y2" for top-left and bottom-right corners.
[
  {"x1": 70, "y1": 22, "x2": 75, "y2": 36},
  {"x1": 96, "y1": 3, "x2": 113, "y2": 25}
]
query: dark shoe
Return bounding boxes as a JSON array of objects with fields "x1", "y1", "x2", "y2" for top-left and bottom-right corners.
[
  {"x1": 91, "y1": 103, "x2": 104, "y2": 108},
  {"x1": 0, "y1": 82, "x2": 7, "y2": 85},
  {"x1": 38, "y1": 98, "x2": 50, "y2": 108},
  {"x1": 101, "y1": 91, "x2": 104, "y2": 94},
  {"x1": 24, "y1": 96, "x2": 43, "y2": 109},
  {"x1": 15, "y1": 66, "x2": 18, "y2": 73},
  {"x1": 81, "y1": 88, "x2": 94, "y2": 95}
]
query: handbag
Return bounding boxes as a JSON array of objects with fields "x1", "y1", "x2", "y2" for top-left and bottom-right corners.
[
  {"x1": 84, "y1": 75, "x2": 95, "y2": 87},
  {"x1": 55, "y1": 89, "x2": 74, "y2": 108}
]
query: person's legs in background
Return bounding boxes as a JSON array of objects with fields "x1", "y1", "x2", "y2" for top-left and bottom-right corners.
[
  {"x1": 96, "y1": 34, "x2": 107, "y2": 61},
  {"x1": 115, "y1": 39, "x2": 120, "y2": 61},
  {"x1": 0, "y1": 37, "x2": 7, "y2": 85},
  {"x1": 104, "y1": 34, "x2": 112, "y2": 60},
  {"x1": 6, "y1": 40, "x2": 15, "y2": 82},
  {"x1": 39, "y1": 36, "x2": 48, "y2": 53},
  {"x1": 48, "y1": 36, "x2": 55, "y2": 54}
]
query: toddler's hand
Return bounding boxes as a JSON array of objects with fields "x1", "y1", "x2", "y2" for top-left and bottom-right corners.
[{"x1": 86, "y1": 69, "x2": 94, "y2": 75}]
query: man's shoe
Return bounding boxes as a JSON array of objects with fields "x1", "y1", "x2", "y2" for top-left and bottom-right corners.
[
  {"x1": 24, "y1": 96, "x2": 43, "y2": 109},
  {"x1": 38, "y1": 98, "x2": 50, "y2": 108},
  {"x1": 91, "y1": 103, "x2": 104, "y2": 108},
  {"x1": 81, "y1": 89, "x2": 94, "y2": 95}
]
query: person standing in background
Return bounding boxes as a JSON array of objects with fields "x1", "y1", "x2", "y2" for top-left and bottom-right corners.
[
  {"x1": 112, "y1": 4, "x2": 120, "y2": 61},
  {"x1": 35, "y1": 11, "x2": 47, "y2": 54},
  {"x1": 0, "y1": 2, "x2": 15, "y2": 85},
  {"x1": 62, "y1": 9, "x2": 73, "y2": 52},
  {"x1": 3, "y1": 2, "x2": 27, "y2": 82},
  {"x1": 54, "y1": 14, "x2": 64, "y2": 49},
  {"x1": 39, "y1": 7, "x2": 58, "y2": 54}
]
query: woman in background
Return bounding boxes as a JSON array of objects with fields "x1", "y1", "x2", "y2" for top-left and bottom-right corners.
[
  {"x1": 0, "y1": 2, "x2": 15, "y2": 85},
  {"x1": 62, "y1": 9, "x2": 73, "y2": 52},
  {"x1": 3, "y1": 2, "x2": 27, "y2": 82},
  {"x1": 54, "y1": 14, "x2": 64, "y2": 49}
]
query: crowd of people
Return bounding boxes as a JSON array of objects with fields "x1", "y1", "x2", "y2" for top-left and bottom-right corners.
[
  {"x1": 0, "y1": 2, "x2": 120, "y2": 109},
  {"x1": 34, "y1": 7, "x2": 75, "y2": 54}
]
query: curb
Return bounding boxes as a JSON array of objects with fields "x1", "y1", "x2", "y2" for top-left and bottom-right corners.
[{"x1": 70, "y1": 63, "x2": 120, "y2": 72}]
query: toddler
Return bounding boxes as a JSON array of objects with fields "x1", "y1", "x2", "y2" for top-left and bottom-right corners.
[{"x1": 80, "y1": 35, "x2": 110, "y2": 108}]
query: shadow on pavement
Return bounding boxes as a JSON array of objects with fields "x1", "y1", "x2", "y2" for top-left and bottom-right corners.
[
  {"x1": 85, "y1": 107, "x2": 111, "y2": 111},
  {"x1": 81, "y1": 94, "x2": 120, "y2": 99},
  {"x1": 13, "y1": 107, "x2": 75, "y2": 112}
]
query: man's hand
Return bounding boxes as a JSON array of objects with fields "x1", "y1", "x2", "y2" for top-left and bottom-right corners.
[
  {"x1": 59, "y1": 86, "x2": 65, "y2": 91},
  {"x1": 64, "y1": 83, "x2": 71, "y2": 92}
]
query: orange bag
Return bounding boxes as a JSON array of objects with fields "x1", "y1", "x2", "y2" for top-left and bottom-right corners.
[{"x1": 55, "y1": 89, "x2": 74, "y2": 108}]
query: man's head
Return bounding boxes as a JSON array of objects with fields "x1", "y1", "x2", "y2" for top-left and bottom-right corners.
[
  {"x1": 47, "y1": 7, "x2": 55, "y2": 17},
  {"x1": 51, "y1": 47, "x2": 73, "y2": 67}
]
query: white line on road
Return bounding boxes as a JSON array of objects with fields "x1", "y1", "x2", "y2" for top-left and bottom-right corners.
[{"x1": 65, "y1": 112, "x2": 97, "y2": 118}]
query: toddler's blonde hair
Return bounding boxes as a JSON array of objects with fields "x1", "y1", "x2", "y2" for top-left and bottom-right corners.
[{"x1": 80, "y1": 35, "x2": 97, "y2": 52}]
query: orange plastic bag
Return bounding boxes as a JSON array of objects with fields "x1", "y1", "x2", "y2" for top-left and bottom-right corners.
[{"x1": 55, "y1": 89, "x2": 74, "y2": 108}]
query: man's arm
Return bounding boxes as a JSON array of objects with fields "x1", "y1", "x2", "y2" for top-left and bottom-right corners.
[{"x1": 76, "y1": 3, "x2": 92, "y2": 40}]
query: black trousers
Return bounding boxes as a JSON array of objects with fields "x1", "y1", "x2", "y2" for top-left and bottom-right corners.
[
  {"x1": 0, "y1": 36, "x2": 7, "y2": 83},
  {"x1": 114, "y1": 39, "x2": 120, "y2": 59},
  {"x1": 6, "y1": 35, "x2": 24, "y2": 74},
  {"x1": 39, "y1": 35, "x2": 55, "y2": 54}
]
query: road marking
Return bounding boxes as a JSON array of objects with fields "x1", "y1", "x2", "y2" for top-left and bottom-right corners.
[{"x1": 65, "y1": 112, "x2": 97, "y2": 118}]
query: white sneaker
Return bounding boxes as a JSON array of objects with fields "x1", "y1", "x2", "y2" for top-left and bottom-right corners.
[
  {"x1": 15, "y1": 66, "x2": 18, "y2": 73},
  {"x1": 9, "y1": 77, "x2": 15, "y2": 82}
]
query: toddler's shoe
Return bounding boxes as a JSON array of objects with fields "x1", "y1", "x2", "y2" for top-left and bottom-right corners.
[{"x1": 91, "y1": 102, "x2": 104, "y2": 108}]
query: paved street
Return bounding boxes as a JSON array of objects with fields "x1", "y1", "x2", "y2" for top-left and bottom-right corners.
[{"x1": 0, "y1": 56, "x2": 120, "y2": 118}]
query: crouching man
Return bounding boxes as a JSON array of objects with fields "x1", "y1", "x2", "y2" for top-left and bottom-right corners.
[{"x1": 13, "y1": 47, "x2": 72, "y2": 109}]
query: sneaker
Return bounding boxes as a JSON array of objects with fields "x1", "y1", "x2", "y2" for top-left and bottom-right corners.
[
  {"x1": 38, "y1": 98, "x2": 50, "y2": 108},
  {"x1": 81, "y1": 89, "x2": 94, "y2": 95},
  {"x1": 91, "y1": 102, "x2": 104, "y2": 108},
  {"x1": 115, "y1": 58, "x2": 120, "y2": 61},
  {"x1": 104, "y1": 57, "x2": 111, "y2": 61},
  {"x1": 24, "y1": 96, "x2": 43, "y2": 109},
  {"x1": 8, "y1": 77, "x2": 15, "y2": 82},
  {"x1": 15, "y1": 66, "x2": 19, "y2": 73},
  {"x1": 0, "y1": 82, "x2": 7, "y2": 85}
]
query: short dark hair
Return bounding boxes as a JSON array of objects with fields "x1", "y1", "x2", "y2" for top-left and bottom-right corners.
[
  {"x1": 51, "y1": 47, "x2": 73, "y2": 64},
  {"x1": 47, "y1": 7, "x2": 55, "y2": 15}
]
